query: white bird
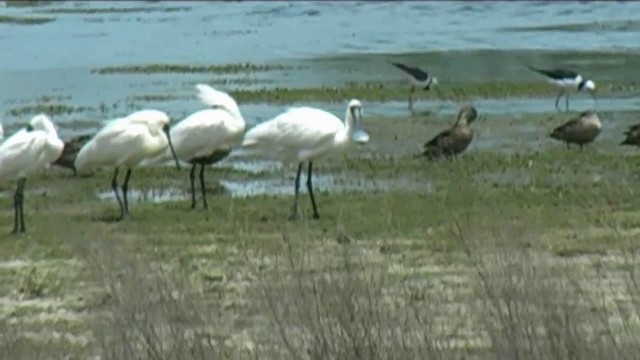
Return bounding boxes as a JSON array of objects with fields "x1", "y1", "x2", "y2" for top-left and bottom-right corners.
[
  {"x1": 148, "y1": 84, "x2": 246, "y2": 210},
  {"x1": 0, "y1": 114, "x2": 64, "y2": 234},
  {"x1": 74, "y1": 109, "x2": 180, "y2": 221},
  {"x1": 241, "y1": 99, "x2": 370, "y2": 220}
]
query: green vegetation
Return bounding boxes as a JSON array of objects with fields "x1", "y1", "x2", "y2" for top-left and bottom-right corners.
[
  {"x1": 34, "y1": 6, "x2": 191, "y2": 15},
  {"x1": 503, "y1": 20, "x2": 640, "y2": 33},
  {"x1": 92, "y1": 63, "x2": 296, "y2": 75},
  {"x1": 4, "y1": 0, "x2": 52, "y2": 8},
  {"x1": 225, "y1": 80, "x2": 636, "y2": 103},
  {"x1": 0, "y1": 14, "x2": 55, "y2": 25},
  {"x1": 9, "y1": 103, "x2": 91, "y2": 117}
]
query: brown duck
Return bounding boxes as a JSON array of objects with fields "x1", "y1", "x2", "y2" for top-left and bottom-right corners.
[
  {"x1": 419, "y1": 105, "x2": 478, "y2": 159},
  {"x1": 549, "y1": 110, "x2": 601, "y2": 149},
  {"x1": 52, "y1": 134, "x2": 93, "y2": 176},
  {"x1": 621, "y1": 123, "x2": 640, "y2": 146}
]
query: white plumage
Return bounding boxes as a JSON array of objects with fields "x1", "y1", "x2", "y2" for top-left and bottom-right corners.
[
  {"x1": 148, "y1": 84, "x2": 246, "y2": 209},
  {"x1": 74, "y1": 109, "x2": 180, "y2": 220},
  {"x1": 0, "y1": 122, "x2": 4, "y2": 141},
  {"x1": 241, "y1": 99, "x2": 369, "y2": 220},
  {"x1": 0, "y1": 114, "x2": 63, "y2": 234}
]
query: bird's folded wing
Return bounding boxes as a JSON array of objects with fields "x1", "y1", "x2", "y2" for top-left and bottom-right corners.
[
  {"x1": 424, "y1": 129, "x2": 453, "y2": 148},
  {"x1": 0, "y1": 133, "x2": 42, "y2": 178},
  {"x1": 74, "y1": 123, "x2": 144, "y2": 170}
]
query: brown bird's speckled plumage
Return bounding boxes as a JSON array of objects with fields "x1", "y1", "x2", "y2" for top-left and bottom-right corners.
[
  {"x1": 621, "y1": 123, "x2": 640, "y2": 146},
  {"x1": 419, "y1": 105, "x2": 478, "y2": 160},
  {"x1": 549, "y1": 110, "x2": 601, "y2": 149},
  {"x1": 52, "y1": 134, "x2": 94, "y2": 176}
]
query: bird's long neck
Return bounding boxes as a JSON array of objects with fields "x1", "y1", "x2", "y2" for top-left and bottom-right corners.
[
  {"x1": 40, "y1": 120, "x2": 60, "y2": 139},
  {"x1": 333, "y1": 109, "x2": 355, "y2": 146},
  {"x1": 454, "y1": 111, "x2": 467, "y2": 126},
  {"x1": 343, "y1": 108, "x2": 356, "y2": 137},
  {"x1": 144, "y1": 125, "x2": 169, "y2": 156}
]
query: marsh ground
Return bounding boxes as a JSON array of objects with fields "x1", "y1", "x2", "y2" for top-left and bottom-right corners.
[{"x1": 3, "y1": 108, "x2": 640, "y2": 358}]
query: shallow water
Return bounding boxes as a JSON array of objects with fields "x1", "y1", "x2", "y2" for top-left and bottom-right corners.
[
  {"x1": 0, "y1": 1, "x2": 639, "y2": 130},
  {"x1": 2, "y1": 1, "x2": 640, "y2": 71}
]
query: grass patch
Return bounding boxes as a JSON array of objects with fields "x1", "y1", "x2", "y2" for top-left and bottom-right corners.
[
  {"x1": 33, "y1": 6, "x2": 191, "y2": 15},
  {"x1": 129, "y1": 94, "x2": 186, "y2": 102},
  {"x1": 8, "y1": 103, "x2": 91, "y2": 117},
  {"x1": 0, "y1": 15, "x2": 55, "y2": 25},
  {"x1": 2, "y1": 111, "x2": 640, "y2": 356},
  {"x1": 4, "y1": 0, "x2": 52, "y2": 8},
  {"x1": 225, "y1": 80, "x2": 636, "y2": 103},
  {"x1": 502, "y1": 20, "x2": 640, "y2": 33},
  {"x1": 92, "y1": 63, "x2": 295, "y2": 75}
]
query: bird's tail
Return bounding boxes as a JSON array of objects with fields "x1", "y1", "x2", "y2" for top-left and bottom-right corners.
[
  {"x1": 526, "y1": 64, "x2": 545, "y2": 75},
  {"x1": 195, "y1": 83, "x2": 242, "y2": 119}
]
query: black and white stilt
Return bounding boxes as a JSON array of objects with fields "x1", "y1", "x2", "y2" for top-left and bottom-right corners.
[
  {"x1": 527, "y1": 66, "x2": 596, "y2": 112},
  {"x1": 390, "y1": 62, "x2": 438, "y2": 115}
]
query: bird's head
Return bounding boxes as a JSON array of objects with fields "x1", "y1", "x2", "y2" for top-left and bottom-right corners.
[
  {"x1": 127, "y1": 109, "x2": 181, "y2": 171},
  {"x1": 127, "y1": 109, "x2": 171, "y2": 132},
  {"x1": 423, "y1": 77, "x2": 438, "y2": 91},
  {"x1": 346, "y1": 99, "x2": 369, "y2": 144},
  {"x1": 579, "y1": 79, "x2": 596, "y2": 92},
  {"x1": 579, "y1": 79, "x2": 597, "y2": 104},
  {"x1": 30, "y1": 113, "x2": 59, "y2": 136},
  {"x1": 456, "y1": 105, "x2": 479, "y2": 126}
]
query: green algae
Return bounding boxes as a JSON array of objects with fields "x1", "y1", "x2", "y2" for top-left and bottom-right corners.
[
  {"x1": 226, "y1": 80, "x2": 636, "y2": 104},
  {"x1": 8, "y1": 103, "x2": 92, "y2": 117},
  {"x1": 502, "y1": 20, "x2": 640, "y2": 33},
  {"x1": 34, "y1": 6, "x2": 191, "y2": 15},
  {"x1": 0, "y1": 15, "x2": 55, "y2": 25},
  {"x1": 91, "y1": 63, "x2": 296, "y2": 75}
]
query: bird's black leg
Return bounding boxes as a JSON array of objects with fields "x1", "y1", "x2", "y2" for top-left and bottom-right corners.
[
  {"x1": 306, "y1": 161, "x2": 320, "y2": 220},
  {"x1": 199, "y1": 164, "x2": 208, "y2": 210},
  {"x1": 11, "y1": 182, "x2": 19, "y2": 234},
  {"x1": 565, "y1": 92, "x2": 570, "y2": 112},
  {"x1": 289, "y1": 162, "x2": 303, "y2": 221},
  {"x1": 189, "y1": 163, "x2": 197, "y2": 209},
  {"x1": 111, "y1": 168, "x2": 125, "y2": 220},
  {"x1": 11, "y1": 178, "x2": 26, "y2": 234},
  {"x1": 409, "y1": 85, "x2": 416, "y2": 115},
  {"x1": 121, "y1": 168, "x2": 132, "y2": 220},
  {"x1": 17, "y1": 178, "x2": 26, "y2": 233},
  {"x1": 555, "y1": 90, "x2": 565, "y2": 112}
]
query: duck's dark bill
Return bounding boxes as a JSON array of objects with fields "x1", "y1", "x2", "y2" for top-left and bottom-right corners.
[{"x1": 352, "y1": 129, "x2": 370, "y2": 144}]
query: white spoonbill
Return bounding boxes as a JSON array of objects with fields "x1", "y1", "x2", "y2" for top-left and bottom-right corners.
[
  {"x1": 0, "y1": 114, "x2": 63, "y2": 234},
  {"x1": 241, "y1": 99, "x2": 370, "y2": 220},
  {"x1": 149, "y1": 84, "x2": 245, "y2": 209},
  {"x1": 74, "y1": 109, "x2": 180, "y2": 221}
]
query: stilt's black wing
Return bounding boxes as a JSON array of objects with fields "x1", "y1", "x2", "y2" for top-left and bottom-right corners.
[
  {"x1": 391, "y1": 62, "x2": 430, "y2": 81},
  {"x1": 527, "y1": 66, "x2": 579, "y2": 80}
]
